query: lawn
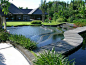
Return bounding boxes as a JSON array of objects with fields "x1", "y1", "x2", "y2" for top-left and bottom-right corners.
[
  {"x1": 4, "y1": 21, "x2": 68, "y2": 26},
  {"x1": 5, "y1": 21, "x2": 32, "y2": 26},
  {"x1": 42, "y1": 22, "x2": 66, "y2": 25}
]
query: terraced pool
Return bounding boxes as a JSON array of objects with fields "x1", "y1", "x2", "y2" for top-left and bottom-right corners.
[{"x1": 7, "y1": 26, "x2": 64, "y2": 47}]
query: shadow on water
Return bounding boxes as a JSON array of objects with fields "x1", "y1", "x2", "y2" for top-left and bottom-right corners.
[{"x1": 0, "y1": 53, "x2": 6, "y2": 65}]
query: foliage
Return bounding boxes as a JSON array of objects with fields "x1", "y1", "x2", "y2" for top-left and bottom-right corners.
[
  {"x1": 67, "y1": 16, "x2": 75, "y2": 23},
  {"x1": 40, "y1": 0, "x2": 47, "y2": 22},
  {"x1": 0, "y1": 29, "x2": 9, "y2": 42},
  {"x1": 19, "y1": 7, "x2": 23, "y2": 9},
  {"x1": 45, "y1": 19, "x2": 49, "y2": 22},
  {"x1": 33, "y1": 48, "x2": 75, "y2": 65},
  {"x1": 31, "y1": 20, "x2": 42, "y2": 24},
  {"x1": 43, "y1": 0, "x2": 86, "y2": 23},
  {"x1": 81, "y1": 32, "x2": 86, "y2": 50},
  {"x1": 53, "y1": 12, "x2": 58, "y2": 21},
  {"x1": 1, "y1": 0, "x2": 10, "y2": 15},
  {"x1": 73, "y1": 19, "x2": 86, "y2": 27},
  {"x1": 8, "y1": 34, "x2": 37, "y2": 50},
  {"x1": 56, "y1": 18, "x2": 65, "y2": 22}
]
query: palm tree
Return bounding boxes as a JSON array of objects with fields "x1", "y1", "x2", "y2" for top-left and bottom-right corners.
[
  {"x1": 47, "y1": 1, "x2": 53, "y2": 21},
  {"x1": 40, "y1": 0, "x2": 47, "y2": 22}
]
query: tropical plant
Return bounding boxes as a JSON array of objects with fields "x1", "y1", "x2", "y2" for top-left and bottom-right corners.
[
  {"x1": 40, "y1": 0, "x2": 47, "y2": 22},
  {"x1": 0, "y1": 0, "x2": 10, "y2": 29},
  {"x1": 33, "y1": 48, "x2": 75, "y2": 65},
  {"x1": 8, "y1": 34, "x2": 37, "y2": 50},
  {"x1": 0, "y1": 29, "x2": 10, "y2": 42}
]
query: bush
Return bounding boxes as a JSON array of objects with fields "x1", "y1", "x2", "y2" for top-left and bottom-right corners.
[
  {"x1": 56, "y1": 18, "x2": 65, "y2": 22},
  {"x1": 34, "y1": 48, "x2": 75, "y2": 65},
  {"x1": 8, "y1": 34, "x2": 37, "y2": 50},
  {"x1": 53, "y1": 12, "x2": 58, "y2": 21},
  {"x1": 0, "y1": 29, "x2": 9, "y2": 42},
  {"x1": 31, "y1": 20, "x2": 42, "y2": 24},
  {"x1": 73, "y1": 19, "x2": 86, "y2": 27},
  {"x1": 67, "y1": 16, "x2": 75, "y2": 23},
  {"x1": 45, "y1": 19, "x2": 49, "y2": 22},
  {"x1": 75, "y1": 14, "x2": 83, "y2": 19}
]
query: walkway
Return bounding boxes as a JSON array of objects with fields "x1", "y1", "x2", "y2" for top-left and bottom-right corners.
[{"x1": 0, "y1": 43, "x2": 30, "y2": 65}]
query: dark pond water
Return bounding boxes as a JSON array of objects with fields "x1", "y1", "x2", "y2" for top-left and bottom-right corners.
[
  {"x1": 7, "y1": 26, "x2": 64, "y2": 47},
  {"x1": 69, "y1": 33, "x2": 86, "y2": 65}
]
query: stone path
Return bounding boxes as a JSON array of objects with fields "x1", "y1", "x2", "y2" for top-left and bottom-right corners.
[
  {"x1": 33, "y1": 26, "x2": 86, "y2": 55},
  {"x1": 0, "y1": 43, "x2": 30, "y2": 65}
]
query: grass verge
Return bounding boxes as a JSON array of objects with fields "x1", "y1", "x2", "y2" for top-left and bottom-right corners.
[{"x1": 4, "y1": 21, "x2": 67, "y2": 26}]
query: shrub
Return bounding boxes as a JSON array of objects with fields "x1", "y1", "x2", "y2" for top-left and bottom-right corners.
[
  {"x1": 67, "y1": 16, "x2": 75, "y2": 23},
  {"x1": 8, "y1": 34, "x2": 37, "y2": 50},
  {"x1": 53, "y1": 12, "x2": 58, "y2": 21},
  {"x1": 56, "y1": 18, "x2": 65, "y2": 22},
  {"x1": 0, "y1": 29, "x2": 9, "y2": 42},
  {"x1": 73, "y1": 19, "x2": 86, "y2": 27},
  {"x1": 45, "y1": 19, "x2": 49, "y2": 22},
  {"x1": 33, "y1": 48, "x2": 75, "y2": 65},
  {"x1": 31, "y1": 20, "x2": 42, "y2": 24}
]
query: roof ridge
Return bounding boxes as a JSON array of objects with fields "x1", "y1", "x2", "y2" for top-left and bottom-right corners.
[
  {"x1": 28, "y1": 8, "x2": 38, "y2": 14},
  {"x1": 9, "y1": 3, "x2": 25, "y2": 14}
]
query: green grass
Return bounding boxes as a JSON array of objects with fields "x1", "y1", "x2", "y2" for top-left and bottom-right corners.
[
  {"x1": 4, "y1": 21, "x2": 67, "y2": 26},
  {"x1": 5, "y1": 21, "x2": 32, "y2": 26},
  {"x1": 42, "y1": 22, "x2": 66, "y2": 25},
  {"x1": 3, "y1": 20, "x2": 75, "y2": 27}
]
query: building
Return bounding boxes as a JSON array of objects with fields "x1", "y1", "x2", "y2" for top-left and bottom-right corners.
[{"x1": 4, "y1": 3, "x2": 47, "y2": 21}]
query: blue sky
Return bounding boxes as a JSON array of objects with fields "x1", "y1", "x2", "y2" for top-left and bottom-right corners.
[{"x1": 9, "y1": 0, "x2": 71, "y2": 9}]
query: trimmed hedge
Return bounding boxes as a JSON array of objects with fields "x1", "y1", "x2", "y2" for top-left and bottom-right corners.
[
  {"x1": 56, "y1": 18, "x2": 65, "y2": 22},
  {"x1": 31, "y1": 20, "x2": 42, "y2": 24}
]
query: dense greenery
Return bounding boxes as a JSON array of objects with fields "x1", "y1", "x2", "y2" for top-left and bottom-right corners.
[
  {"x1": 40, "y1": 0, "x2": 86, "y2": 26},
  {"x1": 73, "y1": 19, "x2": 86, "y2": 27},
  {"x1": 81, "y1": 32, "x2": 86, "y2": 50},
  {"x1": 0, "y1": 29, "x2": 9, "y2": 42},
  {"x1": 33, "y1": 48, "x2": 75, "y2": 65},
  {"x1": 8, "y1": 34, "x2": 37, "y2": 50}
]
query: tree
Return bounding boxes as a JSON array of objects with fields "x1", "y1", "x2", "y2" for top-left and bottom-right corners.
[
  {"x1": 19, "y1": 7, "x2": 23, "y2": 9},
  {"x1": 26, "y1": 7, "x2": 28, "y2": 9},
  {"x1": 46, "y1": 1, "x2": 53, "y2": 21},
  {"x1": 0, "y1": 0, "x2": 10, "y2": 29},
  {"x1": 40, "y1": 0, "x2": 47, "y2": 22}
]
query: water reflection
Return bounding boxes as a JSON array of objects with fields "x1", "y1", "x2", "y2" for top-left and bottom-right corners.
[{"x1": 81, "y1": 33, "x2": 86, "y2": 50}]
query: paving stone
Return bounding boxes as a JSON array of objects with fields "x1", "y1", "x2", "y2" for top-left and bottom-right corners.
[{"x1": 64, "y1": 38, "x2": 83, "y2": 41}]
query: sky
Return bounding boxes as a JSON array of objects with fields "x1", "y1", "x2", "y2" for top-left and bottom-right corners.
[{"x1": 9, "y1": 0, "x2": 71, "y2": 9}]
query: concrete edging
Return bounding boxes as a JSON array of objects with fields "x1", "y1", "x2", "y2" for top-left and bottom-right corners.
[{"x1": 63, "y1": 26, "x2": 86, "y2": 55}]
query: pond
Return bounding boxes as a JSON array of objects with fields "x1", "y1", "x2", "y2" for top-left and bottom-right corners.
[{"x1": 7, "y1": 26, "x2": 64, "y2": 47}]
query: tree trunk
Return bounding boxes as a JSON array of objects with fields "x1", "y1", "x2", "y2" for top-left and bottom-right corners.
[
  {"x1": 48, "y1": 9, "x2": 49, "y2": 21},
  {"x1": 42, "y1": 12, "x2": 45, "y2": 22},
  {"x1": 0, "y1": 16, "x2": 2, "y2": 29},
  {"x1": 3, "y1": 17, "x2": 6, "y2": 29}
]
